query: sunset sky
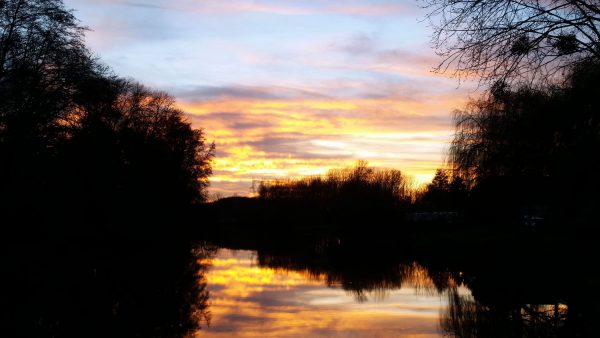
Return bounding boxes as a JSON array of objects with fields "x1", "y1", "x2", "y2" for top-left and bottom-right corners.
[{"x1": 64, "y1": 0, "x2": 477, "y2": 196}]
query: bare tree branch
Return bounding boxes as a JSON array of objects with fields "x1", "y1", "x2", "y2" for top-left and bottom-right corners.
[{"x1": 422, "y1": 0, "x2": 600, "y2": 85}]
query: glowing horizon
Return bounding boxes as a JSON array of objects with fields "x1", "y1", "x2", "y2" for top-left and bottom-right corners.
[
  {"x1": 179, "y1": 91, "x2": 470, "y2": 196},
  {"x1": 65, "y1": 0, "x2": 478, "y2": 196}
]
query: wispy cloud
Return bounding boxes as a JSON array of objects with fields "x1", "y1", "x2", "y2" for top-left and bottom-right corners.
[
  {"x1": 82, "y1": 0, "x2": 415, "y2": 16},
  {"x1": 174, "y1": 85, "x2": 328, "y2": 101}
]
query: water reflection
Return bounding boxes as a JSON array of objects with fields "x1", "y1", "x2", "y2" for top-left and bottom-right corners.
[
  {"x1": 2, "y1": 237, "x2": 217, "y2": 337},
  {"x1": 258, "y1": 253, "x2": 450, "y2": 302},
  {"x1": 441, "y1": 288, "x2": 570, "y2": 338},
  {"x1": 195, "y1": 239, "x2": 598, "y2": 338},
  {"x1": 198, "y1": 249, "x2": 450, "y2": 337},
  {"x1": 5, "y1": 233, "x2": 594, "y2": 337}
]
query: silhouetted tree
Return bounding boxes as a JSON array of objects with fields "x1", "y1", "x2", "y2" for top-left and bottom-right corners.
[
  {"x1": 0, "y1": 0, "x2": 89, "y2": 77},
  {"x1": 430, "y1": 169, "x2": 449, "y2": 190},
  {"x1": 449, "y1": 62, "x2": 600, "y2": 223},
  {"x1": 423, "y1": 0, "x2": 600, "y2": 85},
  {"x1": 1, "y1": 0, "x2": 102, "y2": 221},
  {"x1": 257, "y1": 161, "x2": 413, "y2": 226},
  {"x1": 71, "y1": 80, "x2": 215, "y2": 208},
  {"x1": 418, "y1": 169, "x2": 468, "y2": 211},
  {"x1": 1, "y1": 2, "x2": 218, "y2": 336},
  {"x1": 0, "y1": 0, "x2": 214, "y2": 225},
  {"x1": 0, "y1": 0, "x2": 97, "y2": 149}
]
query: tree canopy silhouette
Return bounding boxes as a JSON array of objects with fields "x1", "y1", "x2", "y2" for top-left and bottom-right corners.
[
  {"x1": 419, "y1": 169, "x2": 467, "y2": 211},
  {"x1": 449, "y1": 61, "x2": 600, "y2": 223},
  {"x1": 257, "y1": 161, "x2": 413, "y2": 224},
  {"x1": 423, "y1": 0, "x2": 600, "y2": 85},
  {"x1": 0, "y1": 0, "x2": 214, "y2": 224}
]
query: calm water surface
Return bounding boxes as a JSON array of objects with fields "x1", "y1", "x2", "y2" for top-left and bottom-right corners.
[{"x1": 197, "y1": 249, "x2": 468, "y2": 337}]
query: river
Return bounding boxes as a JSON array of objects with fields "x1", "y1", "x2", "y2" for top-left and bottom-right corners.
[{"x1": 198, "y1": 248, "x2": 467, "y2": 337}]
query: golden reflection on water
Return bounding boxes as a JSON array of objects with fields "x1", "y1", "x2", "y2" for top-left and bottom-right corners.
[{"x1": 195, "y1": 249, "x2": 460, "y2": 337}]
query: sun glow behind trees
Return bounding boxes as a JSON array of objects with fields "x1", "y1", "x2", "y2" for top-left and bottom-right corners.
[{"x1": 180, "y1": 94, "x2": 470, "y2": 196}]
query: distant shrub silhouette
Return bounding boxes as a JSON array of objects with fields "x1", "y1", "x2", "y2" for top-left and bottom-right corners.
[{"x1": 257, "y1": 161, "x2": 413, "y2": 223}]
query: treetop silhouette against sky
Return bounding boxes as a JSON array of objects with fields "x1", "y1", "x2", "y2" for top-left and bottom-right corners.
[{"x1": 424, "y1": 0, "x2": 600, "y2": 85}]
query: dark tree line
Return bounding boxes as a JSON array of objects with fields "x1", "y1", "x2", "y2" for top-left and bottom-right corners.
[
  {"x1": 256, "y1": 161, "x2": 414, "y2": 226},
  {"x1": 423, "y1": 0, "x2": 600, "y2": 226},
  {"x1": 447, "y1": 62, "x2": 600, "y2": 224},
  {"x1": 0, "y1": 0, "x2": 214, "y2": 227}
]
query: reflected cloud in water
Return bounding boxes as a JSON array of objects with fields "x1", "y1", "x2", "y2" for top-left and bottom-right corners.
[{"x1": 196, "y1": 249, "x2": 452, "y2": 337}]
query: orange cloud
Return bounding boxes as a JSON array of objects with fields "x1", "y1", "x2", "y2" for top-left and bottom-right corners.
[{"x1": 180, "y1": 90, "x2": 469, "y2": 196}]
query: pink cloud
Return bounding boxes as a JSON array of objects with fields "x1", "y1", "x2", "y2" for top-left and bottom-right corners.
[{"x1": 80, "y1": 0, "x2": 414, "y2": 16}]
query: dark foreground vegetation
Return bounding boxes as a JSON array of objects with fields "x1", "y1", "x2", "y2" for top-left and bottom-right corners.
[
  {"x1": 0, "y1": 0, "x2": 214, "y2": 232},
  {"x1": 449, "y1": 62, "x2": 600, "y2": 226},
  {"x1": 1, "y1": 1, "x2": 214, "y2": 336}
]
